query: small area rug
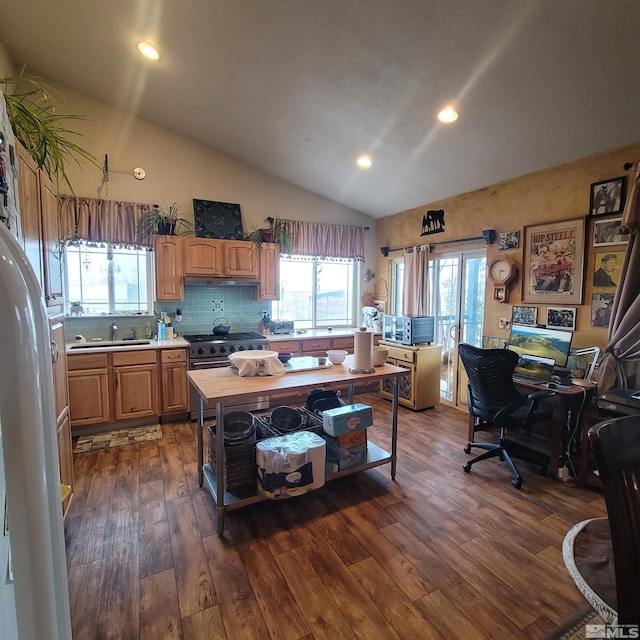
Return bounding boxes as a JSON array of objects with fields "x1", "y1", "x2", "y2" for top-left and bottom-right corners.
[
  {"x1": 73, "y1": 424, "x2": 163, "y2": 453},
  {"x1": 545, "y1": 607, "x2": 604, "y2": 640}
]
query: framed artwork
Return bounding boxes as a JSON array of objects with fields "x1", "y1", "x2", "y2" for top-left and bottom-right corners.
[
  {"x1": 511, "y1": 305, "x2": 537, "y2": 326},
  {"x1": 589, "y1": 177, "x2": 626, "y2": 216},
  {"x1": 593, "y1": 249, "x2": 624, "y2": 288},
  {"x1": 546, "y1": 306, "x2": 576, "y2": 331},
  {"x1": 522, "y1": 218, "x2": 586, "y2": 304},
  {"x1": 591, "y1": 293, "x2": 614, "y2": 327},
  {"x1": 497, "y1": 230, "x2": 520, "y2": 251},
  {"x1": 593, "y1": 216, "x2": 630, "y2": 247},
  {"x1": 193, "y1": 199, "x2": 244, "y2": 240}
]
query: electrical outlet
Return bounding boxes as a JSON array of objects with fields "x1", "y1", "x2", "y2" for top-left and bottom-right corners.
[
  {"x1": 212, "y1": 299, "x2": 224, "y2": 312},
  {"x1": 558, "y1": 466, "x2": 570, "y2": 481}
]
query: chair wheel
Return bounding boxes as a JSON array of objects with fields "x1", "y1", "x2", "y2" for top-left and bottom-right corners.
[
  {"x1": 512, "y1": 478, "x2": 522, "y2": 489},
  {"x1": 498, "y1": 453, "x2": 505, "y2": 461},
  {"x1": 464, "y1": 444, "x2": 471, "y2": 454},
  {"x1": 463, "y1": 463, "x2": 471, "y2": 473}
]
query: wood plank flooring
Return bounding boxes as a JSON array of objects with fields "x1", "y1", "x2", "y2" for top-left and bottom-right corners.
[{"x1": 65, "y1": 394, "x2": 605, "y2": 639}]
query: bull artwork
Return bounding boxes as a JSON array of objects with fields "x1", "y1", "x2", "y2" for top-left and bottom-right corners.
[{"x1": 421, "y1": 209, "x2": 445, "y2": 236}]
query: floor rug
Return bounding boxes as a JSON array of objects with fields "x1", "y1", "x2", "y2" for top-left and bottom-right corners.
[
  {"x1": 73, "y1": 424, "x2": 163, "y2": 453},
  {"x1": 545, "y1": 607, "x2": 605, "y2": 640}
]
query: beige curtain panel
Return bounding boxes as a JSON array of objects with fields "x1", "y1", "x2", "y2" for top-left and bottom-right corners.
[
  {"x1": 402, "y1": 245, "x2": 429, "y2": 316},
  {"x1": 284, "y1": 219, "x2": 365, "y2": 260},
  {"x1": 59, "y1": 196, "x2": 152, "y2": 248}
]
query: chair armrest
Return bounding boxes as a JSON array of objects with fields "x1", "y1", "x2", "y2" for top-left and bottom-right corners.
[{"x1": 527, "y1": 389, "x2": 556, "y2": 401}]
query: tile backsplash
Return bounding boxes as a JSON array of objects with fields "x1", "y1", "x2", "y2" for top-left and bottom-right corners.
[{"x1": 65, "y1": 285, "x2": 271, "y2": 341}]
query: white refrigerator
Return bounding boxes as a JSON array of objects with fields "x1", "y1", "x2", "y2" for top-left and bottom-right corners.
[{"x1": 0, "y1": 95, "x2": 72, "y2": 637}]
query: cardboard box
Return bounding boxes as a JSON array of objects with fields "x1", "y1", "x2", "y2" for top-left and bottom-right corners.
[
  {"x1": 322, "y1": 431, "x2": 368, "y2": 470},
  {"x1": 321, "y1": 403, "x2": 373, "y2": 436}
]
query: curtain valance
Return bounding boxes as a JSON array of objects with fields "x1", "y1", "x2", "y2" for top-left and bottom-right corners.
[
  {"x1": 283, "y1": 219, "x2": 365, "y2": 261},
  {"x1": 59, "y1": 195, "x2": 152, "y2": 248}
]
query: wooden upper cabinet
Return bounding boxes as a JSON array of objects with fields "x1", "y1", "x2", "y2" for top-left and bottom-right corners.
[
  {"x1": 223, "y1": 240, "x2": 258, "y2": 278},
  {"x1": 155, "y1": 236, "x2": 184, "y2": 301},
  {"x1": 183, "y1": 238, "x2": 223, "y2": 275},
  {"x1": 39, "y1": 174, "x2": 63, "y2": 308},
  {"x1": 17, "y1": 145, "x2": 44, "y2": 292},
  {"x1": 256, "y1": 242, "x2": 280, "y2": 300}
]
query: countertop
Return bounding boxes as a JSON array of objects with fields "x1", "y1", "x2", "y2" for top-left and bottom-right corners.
[
  {"x1": 66, "y1": 336, "x2": 189, "y2": 354},
  {"x1": 266, "y1": 329, "x2": 382, "y2": 342}
]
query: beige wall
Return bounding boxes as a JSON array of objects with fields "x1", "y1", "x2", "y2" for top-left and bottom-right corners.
[{"x1": 377, "y1": 141, "x2": 640, "y2": 350}]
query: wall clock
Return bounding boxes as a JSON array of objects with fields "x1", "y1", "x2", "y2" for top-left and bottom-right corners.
[{"x1": 488, "y1": 255, "x2": 517, "y2": 303}]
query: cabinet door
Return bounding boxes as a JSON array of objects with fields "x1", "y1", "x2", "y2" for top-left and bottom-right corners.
[
  {"x1": 114, "y1": 364, "x2": 159, "y2": 420},
  {"x1": 155, "y1": 236, "x2": 184, "y2": 301},
  {"x1": 68, "y1": 368, "x2": 110, "y2": 426},
  {"x1": 57, "y1": 412, "x2": 74, "y2": 516},
  {"x1": 17, "y1": 144, "x2": 44, "y2": 292},
  {"x1": 257, "y1": 243, "x2": 280, "y2": 300},
  {"x1": 39, "y1": 174, "x2": 63, "y2": 308},
  {"x1": 302, "y1": 338, "x2": 332, "y2": 355},
  {"x1": 50, "y1": 320, "x2": 69, "y2": 423},
  {"x1": 183, "y1": 238, "x2": 223, "y2": 275},
  {"x1": 223, "y1": 240, "x2": 258, "y2": 278},
  {"x1": 161, "y1": 361, "x2": 188, "y2": 414}
]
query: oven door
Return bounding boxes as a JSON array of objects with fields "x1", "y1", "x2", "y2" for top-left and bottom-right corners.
[{"x1": 188, "y1": 359, "x2": 270, "y2": 419}]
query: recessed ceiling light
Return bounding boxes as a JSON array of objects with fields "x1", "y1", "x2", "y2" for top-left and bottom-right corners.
[
  {"x1": 438, "y1": 107, "x2": 458, "y2": 123},
  {"x1": 137, "y1": 42, "x2": 159, "y2": 60},
  {"x1": 357, "y1": 155, "x2": 372, "y2": 168}
]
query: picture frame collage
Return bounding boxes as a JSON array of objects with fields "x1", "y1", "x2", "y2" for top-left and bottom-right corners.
[{"x1": 501, "y1": 173, "x2": 629, "y2": 332}]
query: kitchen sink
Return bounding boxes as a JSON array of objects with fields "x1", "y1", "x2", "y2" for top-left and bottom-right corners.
[{"x1": 69, "y1": 339, "x2": 151, "y2": 349}]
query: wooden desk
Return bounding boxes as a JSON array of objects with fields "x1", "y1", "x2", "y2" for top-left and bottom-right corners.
[
  {"x1": 188, "y1": 356, "x2": 406, "y2": 533},
  {"x1": 513, "y1": 381, "x2": 594, "y2": 479}
]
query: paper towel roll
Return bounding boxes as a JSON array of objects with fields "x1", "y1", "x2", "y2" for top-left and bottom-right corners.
[{"x1": 353, "y1": 329, "x2": 373, "y2": 371}]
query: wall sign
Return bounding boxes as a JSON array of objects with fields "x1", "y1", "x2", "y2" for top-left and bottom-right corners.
[{"x1": 193, "y1": 199, "x2": 244, "y2": 240}]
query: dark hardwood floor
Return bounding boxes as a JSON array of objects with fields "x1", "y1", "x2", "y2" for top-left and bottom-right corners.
[{"x1": 65, "y1": 394, "x2": 604, "y2": 639}]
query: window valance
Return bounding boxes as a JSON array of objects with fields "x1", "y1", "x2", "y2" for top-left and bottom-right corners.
[
  {"x1": 283, "y1": 219, "x2": 365, "y2": 261},
  {"x1": 59, "y1": 195, "x2": 152, "y2": 248}
]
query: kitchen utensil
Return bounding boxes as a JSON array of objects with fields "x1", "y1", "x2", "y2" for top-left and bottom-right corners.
[
  {"x1": 212, "y1": 317, "x2": 231, "y2": 335},
  {"x1": 305, "y1": 388, "x2": 337, "y2": 411},
  {"x1": 222, "y1": 411, "x2": 256, "y2": 445},
  {"x1": 372, "y1": 346, "x2": 389, "y2": 366},
  {"x1": 327, "y1": 349, "x2": 348, "y2": 365},
  {"x1": 312, "y1": 396, "x2": 343, "y2": 414},
  {"x1": 270, "y1": 406, "x2": 302, "y2": 433},
  {"x1": 277, "y1": 352, "x2": 293, "y2": 363}
]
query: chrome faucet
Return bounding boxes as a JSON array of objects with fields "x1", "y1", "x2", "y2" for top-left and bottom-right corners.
[{"x1": 110, "y1": 321, "x2": 118, "y2": 341}]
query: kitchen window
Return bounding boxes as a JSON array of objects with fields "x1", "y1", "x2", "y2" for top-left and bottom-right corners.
[
  {"x1": 273, "y1": 256, "x2": 356, "y2": 328},
  {"x1": 64, "y1": 243, "x2": 153, "y2": 315}
]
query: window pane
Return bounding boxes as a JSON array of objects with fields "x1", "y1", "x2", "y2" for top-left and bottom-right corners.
[
  {"x1": 316, "y1": 260, "x2": 353, "y2": 326},
  {"x1": 276, "y1": 260, "x2": 314, "y2": 327},
  {"x1": 112, "y1": 248, "x2": 148, "y2": 312}
]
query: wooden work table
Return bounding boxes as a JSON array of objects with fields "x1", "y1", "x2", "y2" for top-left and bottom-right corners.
[{"x1": 188, "y1": 355, "x2": 406, "y2": 533}]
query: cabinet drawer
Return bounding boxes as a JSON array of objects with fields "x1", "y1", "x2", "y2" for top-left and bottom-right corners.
[
  {"x1": 302, "y1": 338, "x2": 332, "y2": 353},
  {"x1": 161, "y1": 348, "x2": 187, "y2": 363},
  {"x1": 269, "y1": 340, "x2": 300, "y2": 354},
  {"x1": 331, "y1": 337, "x2": 353, "y2": 351},
  {"x1": 112, "y1": 350, "x2": 158, "y2": 366},
  {"x1": 386, "y1": 346, "x2": 416, "y2": 364},
  {"x1": 67, "y1": 353, "x2": 108, "y2": 370}
]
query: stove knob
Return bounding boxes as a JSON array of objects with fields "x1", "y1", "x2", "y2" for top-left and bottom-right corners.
[
  {"x1": 219, "y1": 346, "x2": 227, "y2": 354},
  {"x1": 209, "y1": 346, "x2": 216, "y2": 355},
  {"x1": 197, "y1": 347, "x2": 205, "y2": 355},
  {"x1": 228, "y1": 346, "x2": 236, "y2": 353},
  {"x1": 238, "y1": 345, "x2": 246, "y2": 351},
  {"x1": 257, "y1": 344, "x2": 264, "y2": 350}
]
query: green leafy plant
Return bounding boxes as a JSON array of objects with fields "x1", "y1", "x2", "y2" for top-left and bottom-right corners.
[
  {"x1": 245, "y1": 215, "x2": 293, "y2": 253},
  {"x1": 136, "y1": 200, "x2": 194, "y2": 239},
  {"x1": 1, "y1": 70, "x2": 99, "y2": 191}
]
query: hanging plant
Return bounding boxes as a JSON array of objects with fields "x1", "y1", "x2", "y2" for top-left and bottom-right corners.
[{"x1": 0, "y1": 69, "x2": 99, "y2": 191}]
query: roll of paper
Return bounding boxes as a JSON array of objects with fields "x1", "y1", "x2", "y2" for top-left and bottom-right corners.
[{"x1": 353, "y1": 329, "x2": 373, "y2": 371}]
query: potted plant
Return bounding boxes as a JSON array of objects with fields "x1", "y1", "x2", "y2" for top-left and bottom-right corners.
[
  {"x1": 245, "y1": 215, "x2": 293, "y2": 253},
  {"x1": 136, "y1": 200, "x2": 194, "y2": 239},
  {"x1": 1, "y1": 70, "x2": 99, "y2": 191}
]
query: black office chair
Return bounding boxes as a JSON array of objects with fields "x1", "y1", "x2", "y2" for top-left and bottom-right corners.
[
  {"x1": 563, "y1": 415, "x2": 640, "y2": 626},
  {"x1": 458, "y1": 343, "x2": 554, "y2": 489}
]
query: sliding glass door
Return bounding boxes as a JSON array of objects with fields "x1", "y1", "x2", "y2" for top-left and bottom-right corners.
[{"x1": 428, "y1": 249, "x2": 486, "y2": 406}]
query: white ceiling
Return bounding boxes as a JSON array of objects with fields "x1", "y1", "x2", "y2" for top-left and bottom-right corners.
[{"x1": 1, "y1": 1, "x2": 639, "y2": 219}]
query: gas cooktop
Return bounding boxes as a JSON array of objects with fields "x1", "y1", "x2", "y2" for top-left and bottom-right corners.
[{"x1": 184, "y1": 332, "x2": 266, "y2": 343}]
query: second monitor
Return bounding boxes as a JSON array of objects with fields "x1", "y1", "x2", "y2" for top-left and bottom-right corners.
[{"x1": 507, "y1": 324, "x2": 573, "y2": 369}]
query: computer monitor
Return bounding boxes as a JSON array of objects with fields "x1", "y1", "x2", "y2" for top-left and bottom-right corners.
[{"x1": 507, "y1": 324, "x2": 573, "y2": 368}]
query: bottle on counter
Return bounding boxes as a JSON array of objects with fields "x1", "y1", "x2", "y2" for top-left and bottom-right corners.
[
  {"x1": 145, "y1": 322, "x2": 153, "y2": 339},
  {"x1": 166, "y1": 322, "x2": 174, "y2": 340},
  {"x1": 157, "y1": 320, "x2": 166, "y2": 340}
]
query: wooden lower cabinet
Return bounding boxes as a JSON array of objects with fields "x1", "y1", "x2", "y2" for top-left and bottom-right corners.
[
  {"x1": 57, "y1": 412, "x2": 74, "y2": 515},
  {"x1": 114, "y1": 364, "x2": 159, "y2": 420},
  {"x1": 160, "y1": 349, "x2": 188, "y2": 414},
  {"x1": 67, "y1": 363, "x2": 110, "y2": 426},
  {"x1": 379, "y1": 341, "x2": 441, "y2": 410}
]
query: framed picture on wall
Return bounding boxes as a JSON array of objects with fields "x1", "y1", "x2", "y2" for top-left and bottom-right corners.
[
  {"x1": 589, "y1": 177, "x2": 626, "y2": 216},
  {"x1": 522, "y1": 218, "x2": 586, "y2": 304},
  {"x1": 592, "y1": 216, "x2": 630, "y2": 247},
  {"x1": 546, "y1": 306, "x2": 576, "y2": 331},
  {"x1": 511, "y1": 305, "x2": 537, "y2": 326},
  {"x1": 591, "y1": 293, "x2": 615, "y2": 327},
  {"x1": 497, "y1": 230, "x2": 520, "y2": 250},
  {"x1": 593, "y1": 249, "x2": 624, "y2": 288}
]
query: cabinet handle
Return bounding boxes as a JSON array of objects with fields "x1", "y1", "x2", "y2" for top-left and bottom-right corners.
[
  {"x1": 166, "y1": 354, "x2": 181, "y2": 359},
  {"x1": 50, "y1": 340, "x2": 59, "y2": 364},
  {"x1": 115, "y1": 371, "x2": 119, "y2": 390}
]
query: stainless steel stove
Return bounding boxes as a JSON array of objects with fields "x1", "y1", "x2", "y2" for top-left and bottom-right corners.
[{"x1": 185, "y1": 332, "x2": 270, "y2": 419}]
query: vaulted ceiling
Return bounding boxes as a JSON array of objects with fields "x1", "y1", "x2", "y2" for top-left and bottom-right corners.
[{"x1": 1, "y1": 1, "x2": 638, "y2": 218}]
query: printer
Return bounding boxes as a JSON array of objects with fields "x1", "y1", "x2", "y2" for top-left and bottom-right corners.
[{"x1": 597, "y1": 388, "x2": 640, "y2": 416}]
